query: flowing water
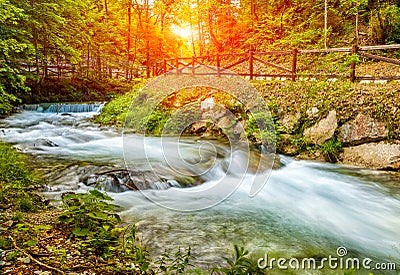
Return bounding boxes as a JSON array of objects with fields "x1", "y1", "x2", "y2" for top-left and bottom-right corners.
[{"x1": 1, "y1": 105, "x2": 400, "y2": 273}]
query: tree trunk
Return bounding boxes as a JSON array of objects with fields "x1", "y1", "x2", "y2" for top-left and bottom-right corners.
[
  {"x1": 127, "y1": 2, "x2": 132, "y2": 78},
  {"x1": 197, "y1": 0, "x2": 204, "y2": 55},
  {"x1": 251, "y1": 0, "x2": 259, "y2": 23},
  {"x1": 208, "y1": 10, "x2": 224, "y2": 52},
  {"x1": 104, "y1": 0, "x2": 108, "y2": 16}
]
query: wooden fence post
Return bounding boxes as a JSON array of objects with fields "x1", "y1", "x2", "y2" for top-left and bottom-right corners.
[
  {"x1": 192, "y1": 56, "x2": 195, "y2": 76},
  {"x1": 249, "y1": 51, "x2": 254, "y2": 80},
  {"x1": 292, "y1": 49, "x2": 298, "y2": 81},
  {"x1": 216, "y1": 54, "x2": 221, "y2": 76},
  {"x1": 57, "y1": 57, "x2": 60, "y2": 80},
  {"x1": 146, "y1": 64, "x2": 150, "y2": 78},
  {"x1": 163, "y1": 59, "x2": 167, "y2": 74},
  {"x1": 350, "y1": 43, "x2": 358, "y2": 82},
  {"x1": 176, "y1": 57, "x2": 179, "y2": 75}
]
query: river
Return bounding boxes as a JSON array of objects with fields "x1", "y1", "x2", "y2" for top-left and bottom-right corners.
[{"x1": 1, "y1": 105, "x2": 399, "y2": 273}]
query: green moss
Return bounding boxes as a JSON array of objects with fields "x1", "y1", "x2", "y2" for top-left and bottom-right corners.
[
  {"x1": 319, "y1": 138, "x2": 343, "y2": 163},
  {"x1": 94, "y1": 83, "x2": 144, "y2": 127},
  {"x1": 0, "y1": 142, "x2": 44, "y2": 212}
]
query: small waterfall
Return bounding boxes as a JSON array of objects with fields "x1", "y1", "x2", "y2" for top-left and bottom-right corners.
[{"x1": 21, "y1": 103, "x2": 105, "y2": 113}]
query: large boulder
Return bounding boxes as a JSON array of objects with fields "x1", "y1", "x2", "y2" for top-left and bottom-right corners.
[
  {"x1": 233, "y1": 121, "x2": 246, "y2": 140},
  {"x1": 217, "y1": 114, "x2": 237, "y2": 129},
  {"x1": 341, "y1": 141, "x2": 400, "y2": 170},
  {"x1": 201, "y1": 104, "x2": 226, "y2": 121},
  {"x1": 81, "y1": 168, "x2": 202, "y2": 192},
  {"x1": 339, "y1": 114, "x2": 388, "y2": 145},
  {"x1": 303, "y1": 110, "x2": 337, "y2": 145},
  {"x1": 190, "y1": 121, "x2": 207, "y2": 134},
  {"x1": 280, "y1": 112, "x2": 301, "y2": 134}
]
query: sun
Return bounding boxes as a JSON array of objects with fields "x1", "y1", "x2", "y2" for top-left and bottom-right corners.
[{"x1": 172, "y1": 25, "x2": 192, "y2": 39}]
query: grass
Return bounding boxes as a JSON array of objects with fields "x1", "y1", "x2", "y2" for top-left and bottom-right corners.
[
  {"x1": 94, "y1": 82, "x2": 144, "y2": 127},
  {"x1": 0, "y1": 142, "x2": 45, "y2": 212}
]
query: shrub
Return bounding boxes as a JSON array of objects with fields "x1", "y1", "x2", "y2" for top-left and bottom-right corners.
[
  {"x1": 59, "y1": 190, "x2": 122, "y2": 257},
  {"x1": 213, "y1": 245, "x2": 264, "y2": 275}
]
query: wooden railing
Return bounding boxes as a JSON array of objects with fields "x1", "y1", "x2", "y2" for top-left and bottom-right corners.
[
  {"x1": 10, "y1": 62, "x2": 147, "y2": 80},
  {"x1": 6, "y1": 44, "x2": 400, "y2": 82},
  {"x1": 152, "y1": 44, "x2": 400, "y2": 82}
]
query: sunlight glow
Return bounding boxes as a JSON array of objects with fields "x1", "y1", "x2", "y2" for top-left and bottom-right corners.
[{"x1": 172, "y1": 25, "x2": 192, "y2": 39}]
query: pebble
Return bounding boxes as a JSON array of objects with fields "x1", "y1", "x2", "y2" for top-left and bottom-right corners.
[
  {"x1": 1, "y1": 220, "x2": 13, "y2": 229},
  {"x1": 0, "y1": 249, "x2": 5, "y2": 258},
  {"x1": 17, "y1": 256, "x2": 31, "y2": 264},
  {"x1": 0, "y1": 261, "x2": 6, "y2": 268}
]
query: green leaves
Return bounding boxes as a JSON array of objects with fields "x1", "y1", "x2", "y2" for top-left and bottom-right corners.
[
  {"x1": 59, "y1": 189, "x2": 122, "y2": 257},
  {"x1": 0, "y1": 0, "x2": 26, "y2": 25},
  {"x1": 156, "y1": 246, "x2": 193, "y2": 274},
  {"x1": 59, "y1": 190, "x2": 121, "y2": 233},
  {"x1": 0, "y1": 1, "x2": 32, "y2": 112},
  {"x1": 215, "y1": 245, "x2": 264, "y2": 275},
  {"x1": 72, "y1": 227, "x2": 90, "y2": 237}
]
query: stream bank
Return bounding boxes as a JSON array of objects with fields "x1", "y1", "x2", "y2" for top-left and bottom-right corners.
[
  {"x1": 96, "y1": 79, "x2": 400, "y2": 171},
  {"x1": 254, "y1": 80, "x2": 400, "y2": 171},
  {"x1": 23, "y1": 78, "x2": 137, "y2": 104}
]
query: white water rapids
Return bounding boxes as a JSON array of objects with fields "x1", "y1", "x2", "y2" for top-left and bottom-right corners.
[{"x1": 1, "y1": 107, "x2": 399, "y2": 272}]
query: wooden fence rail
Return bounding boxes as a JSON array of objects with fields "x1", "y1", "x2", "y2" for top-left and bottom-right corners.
[
  {"x1": 7, "y1": 44, "x2": 400, "y2": 82},
  {"x1": 152, "y1": 44, "x2": 400, "y2": 82},
  {"x1": 11, "y1": 62, "x2": 148, "y2": 81}
]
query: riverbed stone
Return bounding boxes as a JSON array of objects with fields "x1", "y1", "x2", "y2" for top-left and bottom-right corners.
[
  {"x1": 233, "y1": 121, "x2": 246, "y2": 140},
  {"x1": 202, "y1": 105, "x2": 227, "y2": 121},
  {"x1": 217, "y1": 115, "x2": 237, "y2": 129},
  {"x1": 341, "y1": 141, "x2": 400, "y2": 170},
  {"x1": 339, "y1": 114, "x2": 388, "y2": 145},
  {"x1": 190, "y1": 121, "x2": 207, "y2": 134},
  {"x1": 34, "y1": 138, "x2": 59, "y2": 147},
  {"x1": 303, "y1": 110, "x2": 337, "y2": 145}
]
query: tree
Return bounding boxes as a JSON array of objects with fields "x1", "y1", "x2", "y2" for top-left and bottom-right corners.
[
  {"x1": 0, "y1": 0, "x2": 32, "y2": 114},
  {"x1": 368, "y1": 1, "x2": 400, "y2": 43}
]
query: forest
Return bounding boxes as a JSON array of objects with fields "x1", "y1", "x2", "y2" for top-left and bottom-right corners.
[{"x1": 1, "y1": 0, "x2": 400, "y2": 115}]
